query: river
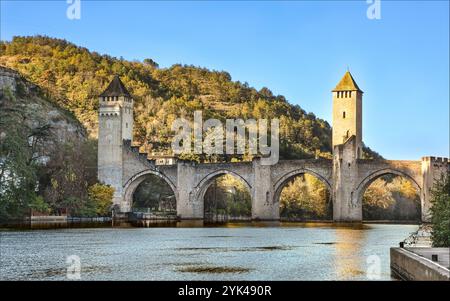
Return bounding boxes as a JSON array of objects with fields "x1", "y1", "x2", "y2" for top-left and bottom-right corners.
[{"x1": 0, "y1": 222, "x2": 417, "y2": 280}]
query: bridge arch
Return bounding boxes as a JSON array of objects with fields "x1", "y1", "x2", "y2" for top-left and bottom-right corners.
[
  {"x1": 273, "y1": 168, "x2": 333, "y2": 205},
  {"x1": 355, "y1": 168, "x2": 422, "y2": 206},
  {"x1": 123, "y1": 169, "x2": 178, "y2": 212},
  {"x1": 195, "y1": 169, "x2": 252, "y2": 204},
  {"x1": 355, "y1": 168, "x2": 423, "y2": 221},
  {"x1": 272, "y1": 168, "x2": 333, "y2": 220},
  {"x1": 192, "y1": 169, "x2": 252, "y2": 221}
]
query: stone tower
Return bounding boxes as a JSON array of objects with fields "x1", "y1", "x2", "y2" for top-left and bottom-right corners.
[
  {"x1": 332, "y1": 71, "x2": 364, "y2": 221},
  {"x1": 332, "y1": 71, "x2": 363, "y2": 158},
  {"x1": 98, "y1": 75, "x2": 134, "y2": 209}
]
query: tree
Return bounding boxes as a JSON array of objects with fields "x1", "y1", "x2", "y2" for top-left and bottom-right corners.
[
  {"x1": 430, "y1": 172, "x2": 450, "y2": 247},
  {"x1": 132, "y1": 175, "x2": 175, "y2": 212},
  {"x1": 0, "y1": 87, "x2": 51, "y2": 220},
  {"x1": 40, "y1": 139, "x2": 97, "y2": 215},
  {"x1": 143, "y1": 58, "x2": 159, "y2": 68},
  {"x1": 29, "y1": 195, "x2": 50, "y2": 214},
  {"x1": 0, "y1": 35, "x2": 382, "y2": 162},
  {"x1": 204, "y1": 174, "x2": 251, "y2": 218},
  {"x1": 279, "y1": 174, "x2": 331, "y2": 219},
  {"x1": 88, "y1": 183, "x2": 114, "y2": 216},
  {"x1": 363, "y1": 175, "x2": 420, "y2": 220}
]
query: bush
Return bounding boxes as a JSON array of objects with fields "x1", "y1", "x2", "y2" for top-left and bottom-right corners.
[
  {"x1": 430, "y1": 172, "x2": 450, "y2": 247},
  {"x1": 88, "y1": 183, "x2": 114, "y2": 216},
  {"x1": 29, "y1": 195, "x2": 50, "y2": 214}
]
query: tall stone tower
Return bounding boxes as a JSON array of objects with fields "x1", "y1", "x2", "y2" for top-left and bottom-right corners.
[
  {"x1": 332, "y1": 71, "x2": 363, "y2": 158},
  {"x1": 98, "y1": 75, "x2": 134, "y2": 209},
  {"x1": 332, "y1": 71, "x2": 364, "y2": 221}
]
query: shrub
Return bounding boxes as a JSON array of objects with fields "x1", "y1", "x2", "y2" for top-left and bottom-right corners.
[
  {"x1": 88, "y1": 183, "x2": 114, "y2": 216},
  {"x1": 430, "y1": 172, "x2": 450, "y2": 247}
]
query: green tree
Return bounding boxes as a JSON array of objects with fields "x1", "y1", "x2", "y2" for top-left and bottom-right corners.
[
  {"x1": 29, "y1": 195, "x2": 50, "y2": 214},
  {"x1": 430, "y1": 172, "x2": 450, "y2": 247},
  {"x1": 0, "y1": 87, "x2": 51, "y2": 220},
  {"x1": 204, "y1": 174, "x2": 251, "y2": 218}
]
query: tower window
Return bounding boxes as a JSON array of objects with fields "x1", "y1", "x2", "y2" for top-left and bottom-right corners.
[
  {"x1": 343, "y1": 111, "x2": 346, "y2": 119},
  {"x1": 126, "y1": 123, "x2": 128, "y2": 128},
  {"x1": 348, "y1": 91, "x2": 352, "y2": 97}
]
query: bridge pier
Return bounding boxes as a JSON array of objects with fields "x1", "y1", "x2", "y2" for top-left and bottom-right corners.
[
  {"x1": 177, "y1": 161, "x2": 203, "y2": 219},
  {"x1": 252, "y1": 158, "x2": 279, "y2": 220},
  {"x1": 332, "y1": 136, "x2": 362, "y2": 222}
]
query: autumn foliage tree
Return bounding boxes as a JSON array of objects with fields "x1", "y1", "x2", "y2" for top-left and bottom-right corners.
[
  {"x1": 363, "y1": 175, "x2": 420, "y2": 220},
  {"x1": 279, "y1": 174, "x2": 332, "y2": 220},
  {"x1": 88, "y1": 183, "x2": 114, "y2": 216}
]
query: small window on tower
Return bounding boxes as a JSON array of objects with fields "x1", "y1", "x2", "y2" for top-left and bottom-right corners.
[
  {"x1": 343, "y1": 111, "x2": 346, "y2": 119},
  {"x1": 126, "y1": 123, "x2": 128, "y2": 128}
]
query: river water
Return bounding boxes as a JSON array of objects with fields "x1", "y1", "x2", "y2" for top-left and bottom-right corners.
[{"x1": 0, "y1": 222, "x2": 417, "y2": 280}]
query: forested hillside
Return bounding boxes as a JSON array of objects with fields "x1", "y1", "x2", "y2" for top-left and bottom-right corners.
[
  {"x1": 0, "y1": 66, "x2": 113, "y2": 219},
  {"x1": 0, "y1": 36, "x2": 380, "y2": 160}
]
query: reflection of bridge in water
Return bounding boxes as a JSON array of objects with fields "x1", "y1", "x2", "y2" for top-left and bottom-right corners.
[{"x1": 98, "y1": 73, "x2": 449, "y2": 222}]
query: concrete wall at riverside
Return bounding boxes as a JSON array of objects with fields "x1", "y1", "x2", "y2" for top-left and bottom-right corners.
[{"x1": 390, "y1": 248, "x2": 450, "y2": 281}]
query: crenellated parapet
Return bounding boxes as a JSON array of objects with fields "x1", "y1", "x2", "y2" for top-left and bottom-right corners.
[
  {"x1": 421, "y1": 156, "x2": 449, "y2": 221},
  {"x1": 123, "y1": 139, "x2": 155, "y2": 167}
]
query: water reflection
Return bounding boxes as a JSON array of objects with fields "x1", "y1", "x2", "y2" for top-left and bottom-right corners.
[{"x1": 334, "y1": 228, "x2": 366, "y2": 279}]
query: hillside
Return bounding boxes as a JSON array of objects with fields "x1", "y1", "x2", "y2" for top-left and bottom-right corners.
[
  {"x1": 0, "y1": 65, "x2": 86, "y2": 149},
  {"x1": 0, "y1": 36, "x2": 380, "y2": 160}
]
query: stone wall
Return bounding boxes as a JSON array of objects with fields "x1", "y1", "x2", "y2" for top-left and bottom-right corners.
[{"x1": 421, "y1": 157, "x2": 449, "y2": 221}]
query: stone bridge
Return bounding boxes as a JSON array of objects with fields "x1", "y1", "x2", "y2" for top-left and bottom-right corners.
[
  {"x1": 114, "y1": 138, "x2": 448, "y2": 222},
  {"x1": 97, "y1": 73, "x2": 449, "y2": 222}
]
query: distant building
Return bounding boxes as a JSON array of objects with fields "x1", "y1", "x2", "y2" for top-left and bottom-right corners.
[{"x1": 148, "y1": 154, "x2": 177, "y2": 165}]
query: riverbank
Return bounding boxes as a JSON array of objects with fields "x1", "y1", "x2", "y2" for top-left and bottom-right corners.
[
  {"x1": 390, "y1": 224, "x2": 450, "y2": 280},
  {"x1": 0, "y1": 218, "x2": 421, "y2": 230}
]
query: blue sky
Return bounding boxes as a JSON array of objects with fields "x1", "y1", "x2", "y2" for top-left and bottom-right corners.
[{"x1": 1, "y1": 0, "x2": 449, "y2": 160}]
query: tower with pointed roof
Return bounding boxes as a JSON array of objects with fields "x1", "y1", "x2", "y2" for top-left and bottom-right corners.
[
  {"x1": 332, "y1": 71, "x2": 363, "y2": 158},
  {"x1": 98, "y1": 75, "x2": 134, "y2": 208},
  {"x1": 332, "y1": 71, "x2": 364, "y2": 221}
]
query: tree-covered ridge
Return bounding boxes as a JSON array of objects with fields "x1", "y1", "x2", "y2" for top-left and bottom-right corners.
[{"x1": 0, "y1": 35, "x2": 380, "y2": 160}]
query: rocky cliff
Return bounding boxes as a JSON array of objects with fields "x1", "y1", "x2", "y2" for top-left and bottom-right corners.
[{"x1": 0, "y1": 66, "x2": 86, "y2": 154}]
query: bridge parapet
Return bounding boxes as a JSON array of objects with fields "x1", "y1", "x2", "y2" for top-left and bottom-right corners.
[{"x1": 357, "y1": 159, "x2": 422, "y2": 181}]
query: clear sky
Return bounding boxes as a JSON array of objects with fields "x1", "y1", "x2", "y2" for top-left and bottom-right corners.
[{"x1": 1, "y1": 0, "x2": 449, "y2": 160}]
